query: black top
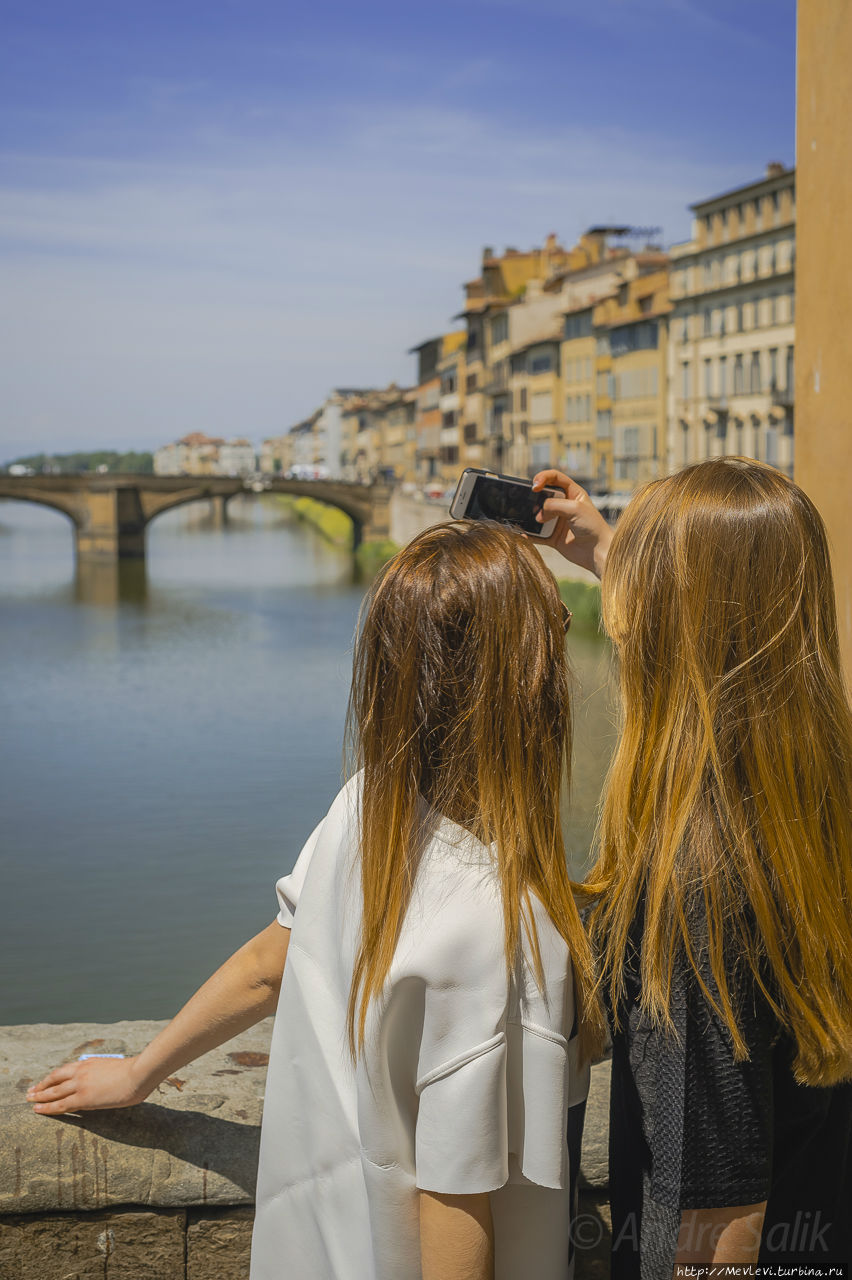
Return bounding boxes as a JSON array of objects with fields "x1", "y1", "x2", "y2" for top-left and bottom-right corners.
[{"x1": 607, "y1": 902, "x2": 852, "y2": 1279}]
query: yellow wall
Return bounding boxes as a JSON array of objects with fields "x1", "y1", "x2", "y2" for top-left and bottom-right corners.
[
  {"x1": 560, "y1": 335, "x2": 596, "y2": 484},
  {"x1": 796, "y1": 0, "x2": 852, "y2": 676}
]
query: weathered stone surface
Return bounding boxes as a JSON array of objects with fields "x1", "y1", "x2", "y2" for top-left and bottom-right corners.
[
  {"x1": 0, "y1": 1209, "x2": 185, "y2": 1280},
  {"x1": 187, "y1": 1207, "x2": 253, "y2": 1280},
  {"x1": 0, "y1": 1020, "x2": 273, "y2": 1213},
  {"x1": 580, "y1": 1056, "x2": 610, "y2": 1190},
  {"x1": 575, "y1": 1189, "x2": 613, "y2": 1280},
  {"x1": 1, "y1": 1020, "x2": 611, "y2": 1219}
]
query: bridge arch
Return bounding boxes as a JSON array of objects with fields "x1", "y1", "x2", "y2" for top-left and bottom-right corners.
[{"x1": 0, "y1": 475, "x2": 393, "y2": 560}]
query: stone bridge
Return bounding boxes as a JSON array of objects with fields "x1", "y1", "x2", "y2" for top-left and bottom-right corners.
[{"x1": 0, "y1": 474, "x2": 394, "y2": 560}]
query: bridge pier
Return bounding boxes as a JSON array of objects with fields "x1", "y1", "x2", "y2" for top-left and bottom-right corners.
[
  {"x1": 75, "y1": 489, "x2": 146, "y2": 560},
  {"x1": 207, "y1": 495, "x2": 231, "y2": 528},
  {"x1": 359, "y1": 486, "x2": 393, "y2": 545}
]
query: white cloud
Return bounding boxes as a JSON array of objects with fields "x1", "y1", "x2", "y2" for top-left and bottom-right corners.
[{"x1": 0, "y1": 102, "x2": 744, "y2": 458}]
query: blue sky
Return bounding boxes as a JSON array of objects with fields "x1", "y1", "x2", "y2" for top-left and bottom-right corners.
[{"x1": 0, "y1": 0, "x2": 796, "y2": 458}]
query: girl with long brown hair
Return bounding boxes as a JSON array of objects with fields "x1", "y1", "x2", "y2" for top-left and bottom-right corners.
[
  {"x1": 28, "y1": 519, "x2": 603, "y2": 1280},
  {"x1": 535, "y1": 457, "x2": 852, "y2": 1275}
]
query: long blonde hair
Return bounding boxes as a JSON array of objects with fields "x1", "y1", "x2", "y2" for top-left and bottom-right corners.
[
  {"x1": 345, "y1": 520, "x2": 605, "y2": 1062},
  {"x1": 588, "y1": 458, "x2": 852, "y2": 1086}
]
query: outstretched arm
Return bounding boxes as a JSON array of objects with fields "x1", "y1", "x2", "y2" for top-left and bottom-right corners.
[{"x1": 27, "y1": 921, "x2": 289, "y2": 1116}]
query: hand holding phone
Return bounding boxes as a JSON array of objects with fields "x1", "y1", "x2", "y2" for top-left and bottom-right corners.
[
  {"x1": 531, "y1": 468, "x2": 614, "y2": 577},
  {"x1": 449, "y1": 468, "x2": 561, "y2": 539}
]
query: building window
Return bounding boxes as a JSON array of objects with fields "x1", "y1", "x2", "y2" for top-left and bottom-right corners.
[
  {"x1": 734, "y1": 354, "x2": 745, "y2": 394},
  {"x1": 752, "y1": 298, "x2": 761, "y2": 328},
  {"x1": 718, "y1": 356, "x2": 728, "y2": 396},
  {"x1": 681, "y1": 362, "x2": 691, "y2": 399},
  {"x1": 530, "y1": 391, "x2": 553, "y2": 423},
  {"x1": 564, "y1": 311, "x2": 593, "y2": 341},
  {"x1": 786, "y1": 346, "x2": 795, "y2": 393},
  {"x1": 490, "y1": 313, "x2": 509, "y2": 345},
  {"x1": 750, "y1": 352, "x2": 762, "y2": 393},
  {"x1": 529, "y1": 353, "x2": 553, "y2": 374},
  {"x1": 463, "y1": 422, "x2": 477, "y2": 444},
  {"x1": 442, "y1": 411, "x2": 457, "y2": 429},
  {"x1": 703, "y1": 308, "x2": 712, "y2": 336},
  {"x1": 704, "y1": 358, "x2": 713, "y2": 397},
  {"x1": 466, "y1": 372, "x2": 478, "y2": 393},
  {"x1": 754, "y1": 197, "x2": 763, "y2": 230},
  {"x1": 596, "y1": 410, "x2": 612, "y2": 440},
  {"x1": 639, "y1": 295, "x2": 653, "y2": 315},
  {"x1": 441, "y1": 371, "x2": 457, "y2": 395},
  {"x1": 768, "y1": 348, "x2": 779, "y2": 390},
  {"x1": 440, "y1": 445, "x2": 459, "y2": 465},
  {"x1": 518, "y1": 387, "x2": 528, "y2": 412},
  {"x1": 530, "y1": 441, "x2": 551, "y2": 469}
]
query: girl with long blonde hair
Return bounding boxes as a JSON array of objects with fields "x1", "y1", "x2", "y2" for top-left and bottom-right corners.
[
  {"x1": 28, "y1": 519, "x2": 603, "y2": 1280},
  {"x1": 535, "y1": 457, "x2": 852, "y2": 1275}
]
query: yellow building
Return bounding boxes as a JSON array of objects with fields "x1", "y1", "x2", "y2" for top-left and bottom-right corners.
[
  {"x1": 458, "y1": 236, "x2": 575, "y2": 472},
  {"x1": 592, "y1": 259, "x2": 670, "y2": 493},
  {"x1": 437, "y1": 330, "x2": 467, "y2": 487},
  {"x1": 380, "y1": 385, "x2": 416, "y2": 482},
  {"x1": 559, "y1": 306, "x2": 597, "y2": 488},
  {"x1": 508, "y1": 322, "x2": 564, "y2": 477},
  {"x1": 457, "y1": 231, "x2": 651, "y2": 477},
  {"x1": 667, "y1": 164, "x2": 795, "y2": 475}
]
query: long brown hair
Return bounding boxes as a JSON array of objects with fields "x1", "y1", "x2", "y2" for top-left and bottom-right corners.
[
  {"x1": 345, "y1": 519, "x2": 605, "y2": 1061},
  {"x1": 588, "y1": 458, "x2": 852, "y2": 1086}
]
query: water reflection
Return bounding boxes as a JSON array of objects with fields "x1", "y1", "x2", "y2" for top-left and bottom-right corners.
[{"x1": 74, "y1": 557, "x2": 149, "y2": 607}]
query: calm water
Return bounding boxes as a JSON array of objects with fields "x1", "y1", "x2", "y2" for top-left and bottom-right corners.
[{"x1": 0, "y1": 497, "x2": 615, "y2": 1024}]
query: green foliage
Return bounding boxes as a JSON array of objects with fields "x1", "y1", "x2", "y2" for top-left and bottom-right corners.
[
  {"x1": 275, "y1": 494, "x2": 355, "y2": 545},
  {"x1": 557, "y1": 578, "x2": 602, "y2": 629},
  {"x1": 354, "y1": 538, "x2": 400, "y2": 577},
  {"x1": 3, "y1": 450, "x2": 154, "y2": 474}
]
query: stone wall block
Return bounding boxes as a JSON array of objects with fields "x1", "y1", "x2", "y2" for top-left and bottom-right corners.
[
  {"x1": 0, "y1": 1209, "x2": 185, "y2": 1280},
  {"x1": 186, "y1": 1207, "x2": 254, "y2": 1280}
]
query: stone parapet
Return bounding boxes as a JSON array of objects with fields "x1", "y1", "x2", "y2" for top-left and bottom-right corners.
[{"x1": 0, "y1": 1020, "x2": 611, "y2": 1278}]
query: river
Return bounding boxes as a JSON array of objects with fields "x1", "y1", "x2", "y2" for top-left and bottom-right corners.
[{"x1": 0, "y1": 496, "x2": 615, "y2": 1024}]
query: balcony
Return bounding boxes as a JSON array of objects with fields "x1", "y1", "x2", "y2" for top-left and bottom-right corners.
[
  {"x1": 770, "y1": 383, "x2": 793, "y2": 409},
  {"x1": 481, "y1": 366, "x2": 510, "y2": 395}
]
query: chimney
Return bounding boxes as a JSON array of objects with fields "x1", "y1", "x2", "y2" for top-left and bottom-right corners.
[
  {"x1": 482, "y1": 246, "x2": 495, "y2": 261},
  {"x1": 766, "y1": 161, "x2": 786, "y2": 178},
  {"x1": 545, "y1": 232, "x2": 559, "y2": 252}
]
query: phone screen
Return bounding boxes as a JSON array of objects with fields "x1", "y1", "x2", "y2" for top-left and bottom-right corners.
[{"x1": 465, "y1": 474, "x2": 551, "y2": 535}]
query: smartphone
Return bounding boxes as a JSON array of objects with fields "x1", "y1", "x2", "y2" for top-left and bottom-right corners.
[{"x1": 449, "y1": 468, "x2": 560, "y2": 539}]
